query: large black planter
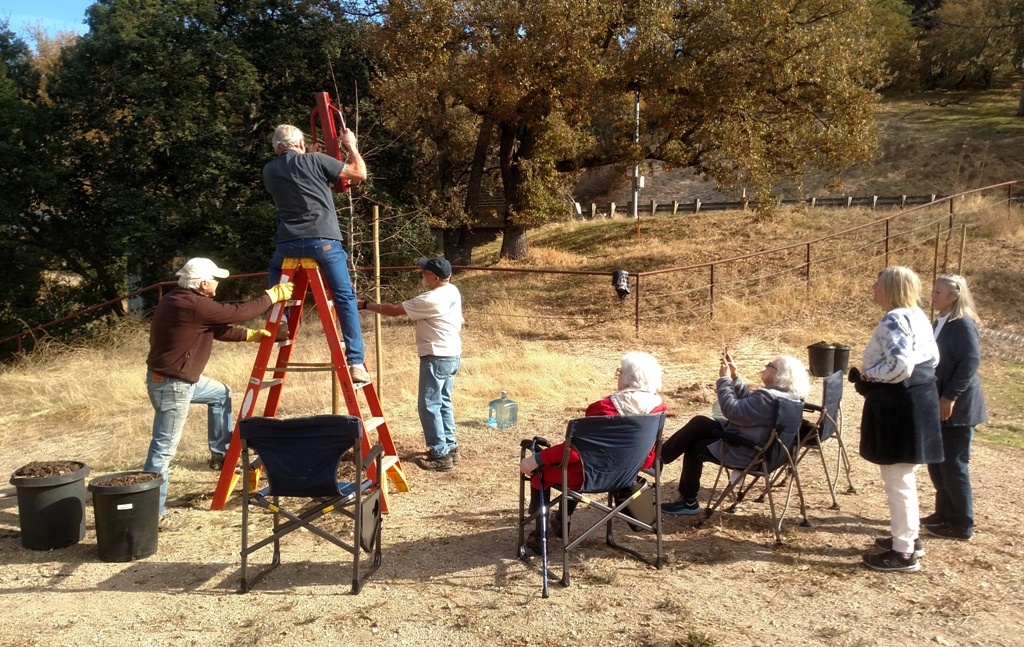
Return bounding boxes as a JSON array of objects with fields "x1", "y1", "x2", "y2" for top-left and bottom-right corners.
[
  {"x1": 88, "y1": 472, "x2": 162, "y2": 562},
  {"x1": 807, "y1": 343, "x2": 837, "y2": 378},
  {"x1": 9, "y1": 461, "x2": 90, "y2": 550}
]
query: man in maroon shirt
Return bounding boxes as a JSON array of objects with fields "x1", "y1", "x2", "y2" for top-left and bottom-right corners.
[{"x1": 144, "y1": 258, "x2": 293, "y2": 527}]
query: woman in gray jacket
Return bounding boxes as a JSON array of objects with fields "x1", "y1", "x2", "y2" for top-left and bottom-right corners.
[
  {"x1": 660, "y1": 353, "x2": 809, "y2": 515},
  {"x1": 924, "y1": 274, "x2": 986, "y2": 540}
]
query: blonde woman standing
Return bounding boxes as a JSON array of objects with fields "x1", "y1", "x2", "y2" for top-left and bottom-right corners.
[
  {"x1": 924, "y1": 275, "x2": 986, "y2": 540},
  {"x1": 851, "y1": 266, "x2": 943, "y2": 572}
]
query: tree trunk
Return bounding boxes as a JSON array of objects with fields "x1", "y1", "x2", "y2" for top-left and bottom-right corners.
[
  {"x1": 445, "y1": 117, "x2": 495, "y2": 266},
  {"x1": 498, "y1": 122, "x2": 538, "y2": 261},
  {"x1": 1017, "y1": 78, "x2": 1024, "y2": 117},
  {"x1": 499, "y1": 222, "x2": 528, "y2": 260}
]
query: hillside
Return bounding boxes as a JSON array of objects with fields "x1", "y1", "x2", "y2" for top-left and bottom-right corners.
[{"x1": 576, "y1": 90, "x2": 1024, "y2": 206}]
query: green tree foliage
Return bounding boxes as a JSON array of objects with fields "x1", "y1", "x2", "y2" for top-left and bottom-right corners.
[
  {"x1": 24, "y1": 1, "x2": 420, "y2": 315},
  {"x1": 372, "y1": 0, "x2": 884, "y2": 260},
  {"x1": 917, "y1": 0, "x2": 1024, "y2": 89},
  {"x1": 0, "y1": 23, "x2": 54, "y2": 345}
]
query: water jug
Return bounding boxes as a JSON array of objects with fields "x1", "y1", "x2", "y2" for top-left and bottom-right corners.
[{"x1": 487, "y1": 391, "x2": 518, "y2": 429}]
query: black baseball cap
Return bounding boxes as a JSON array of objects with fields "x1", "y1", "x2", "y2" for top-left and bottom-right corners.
[{"x1": 418, "y1": 257, "x2": 452, "y2": 279}]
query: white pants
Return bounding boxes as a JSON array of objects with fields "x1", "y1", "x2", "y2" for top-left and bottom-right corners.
[{"x1": 878, "y1": 463, "x2": 921, "y2": 555}]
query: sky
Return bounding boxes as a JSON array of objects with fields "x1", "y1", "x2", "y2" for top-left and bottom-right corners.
[{"x1": 2, "y1": 0, "x2": 93, "y2": 37}]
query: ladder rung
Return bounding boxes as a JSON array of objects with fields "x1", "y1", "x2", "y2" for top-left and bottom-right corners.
[
  {"x1": 260, "y1": 378, "x2": 283, "y2": 389},
  {"x1": 284, "y1": 299, "x2": 303, "y2": 307},
  {"x1": 268, "y1": 362, "x2": 334, "y2": 373},
  {"x1": 381, "y1": 455, "x2": 399, "y2": 470},
  {"x1": 362, "y1": 416, "x2": 385, "y2": 432}
]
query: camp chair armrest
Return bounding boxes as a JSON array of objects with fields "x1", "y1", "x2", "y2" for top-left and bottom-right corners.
[
  {"x1": 520, "y1": 436, "x2": 551, "y2": 450},
  {"x1": 361, "y1": 443, "x2": 385, "y2": 470},
  {"x1": 803, "y1": 402, "x2": 824, "y2": 413}
]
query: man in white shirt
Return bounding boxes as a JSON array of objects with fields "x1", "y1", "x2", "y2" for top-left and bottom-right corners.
[{"x1": 358, "y1": 258, "x2": 463, "y2": 472}]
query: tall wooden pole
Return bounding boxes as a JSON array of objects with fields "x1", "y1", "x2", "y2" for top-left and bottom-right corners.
[{"x1": 373, "y1": 205, "x2": 383, "y2": 399}]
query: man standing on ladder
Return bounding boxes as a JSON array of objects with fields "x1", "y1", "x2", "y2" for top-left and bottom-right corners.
[
  {"x1": 263, "y1": 123, "x2": 370, "y2": 383},
  {"x1": 358, "y1": 258, "x2": 463, "y2": 472},
  {"x1": 145, "y1": 258, "x2": 293, "y2": 529}
]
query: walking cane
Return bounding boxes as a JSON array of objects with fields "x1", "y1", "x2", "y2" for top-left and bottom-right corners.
[{"x1": 531, "y1": 436, "x2": 551, "y2": 598}]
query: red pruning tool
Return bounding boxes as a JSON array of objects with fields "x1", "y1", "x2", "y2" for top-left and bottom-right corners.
[{"x1": 309, "y1": 91, "x2": 351, "y2": 193}]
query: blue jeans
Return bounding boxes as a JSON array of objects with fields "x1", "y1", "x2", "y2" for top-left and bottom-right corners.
[
  {"x1": 418, "y1": 356, "x2": 460, "y2": 458},
  {"x1": 144, "y1": 372, "x2": 232, "y2": 516},
  {"x1": 269, "y1": 238, "x2": 365, "y2": 365},
  {"x1": 926, "y1": 425, "x2": 974, "y2": 533}
]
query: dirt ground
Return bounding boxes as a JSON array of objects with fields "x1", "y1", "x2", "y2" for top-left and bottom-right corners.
[{"x1": 2, "y1": 385, "x2": 1023, "y2": 647}]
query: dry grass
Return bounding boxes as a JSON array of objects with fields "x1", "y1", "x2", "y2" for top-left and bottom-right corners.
[{"x1": 2, "y1": 198, "x2": 1024, "y2": 647}]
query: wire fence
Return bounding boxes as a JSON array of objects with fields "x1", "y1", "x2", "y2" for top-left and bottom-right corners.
[{"x1": 2, "y1": 181, "x2": 1021, "y2": 357}]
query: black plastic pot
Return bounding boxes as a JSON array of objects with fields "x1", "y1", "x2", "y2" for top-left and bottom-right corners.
[
  {"x1": 807, "y1": 343, "x2": 837, "y2": 378},
  {"x1": 833, "y1": 345, "x2": 852, "y2": 375},
  {"x1": 88, "y1": 472, "x2": 162, "y2": 562},
  {"x1": 9, "y1": 462, "x2": 89, "y2": 550}
]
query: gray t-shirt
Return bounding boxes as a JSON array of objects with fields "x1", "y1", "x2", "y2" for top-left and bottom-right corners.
[{"x1": 263, "y1": 150, "x2": 346, "y2": 243}]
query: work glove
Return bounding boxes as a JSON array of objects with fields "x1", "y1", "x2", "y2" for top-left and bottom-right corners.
[
  {"x1": 848, "y1": 367, "x2": 861, "y2": 383},
  {"x1": 265, "y1": 282, "x2": 295, "y2": 304},
  {"x1": 245, "y1": 328, "x2": 272, "y2": 342}
]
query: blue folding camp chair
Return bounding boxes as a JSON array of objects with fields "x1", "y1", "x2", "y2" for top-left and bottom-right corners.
[
  {"x1": 239, "y1": 415, "x2": 383, "y2": 594},
  {"x1": 797, "y1": 369, "x2": 856, "y2": 508},
  {"x1": 517, "y1": 413, "x2": 666, "y2": 594},
  {"x1": 697, "y1": 398, "x2": 807, "y2": 544}
]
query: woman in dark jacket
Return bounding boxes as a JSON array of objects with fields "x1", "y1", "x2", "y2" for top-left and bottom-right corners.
[
  {"x1": 853, "y1": 266, "x2": 942, "y2": 573},
  {"x1": 924, "y1": 274, "x2": 986, "y2": 540}
]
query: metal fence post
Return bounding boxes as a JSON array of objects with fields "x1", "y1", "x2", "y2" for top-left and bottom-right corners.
[
  {"x1": 958, "y1": 223, "x2": 968, "y2": 275},
  {"x1": 634, "y1": 274, "x2": 642, "y2": 336},
  {"x1": 885, "y1": 219, "x2": 890, "y2": 266},
  {"x1": 709, "y1": 264, "x2": 716, "y2": 319}
]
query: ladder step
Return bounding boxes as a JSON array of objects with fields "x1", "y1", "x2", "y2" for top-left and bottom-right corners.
[
  {"x1": 381, "y1": 455, "x2": 399, "y2": 471},
  {"x1": 260, "y1": 378, "x2": 283, "y2": 390},
  {"x1": 362, "y1": 416, "x2": 385, "y2": 432},
  {"x1": 269, "y1": 362, "x2": 333, "y2": 373}
]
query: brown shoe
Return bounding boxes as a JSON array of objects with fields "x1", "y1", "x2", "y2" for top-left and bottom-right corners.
[
  {"x1": 416, "y1": 452, "x2": 454, "y2": 472},
  {"x1": 349, "y1": 364, "x2": 371, "y2": 384},
  {"x1": 450, "y1": 447, "x2": 460, "y2": 465},
  {"x1": 275, "y1": 320, "x2": 290, "y2": 342}
]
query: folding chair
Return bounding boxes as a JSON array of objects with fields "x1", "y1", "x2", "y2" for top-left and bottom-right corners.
[
  {"x1": 517, "y1": 413, "x2": 666, "y2": 595},
  {"x1": 797, "y1": 369, "x2": 856, "y2": 508},
  {"x1": 696, "y1": 398, "x2": 807, "y2": 544},
  {"x1": 239, "y1": 415, "x2": 383, "y2": 594}
]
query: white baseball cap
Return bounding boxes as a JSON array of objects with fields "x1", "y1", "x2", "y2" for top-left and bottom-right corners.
[{"x1": 175, "y1": 258, "x2": 230, "y2": 281}]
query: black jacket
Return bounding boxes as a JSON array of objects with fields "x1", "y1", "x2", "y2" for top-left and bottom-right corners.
[{"x1": 935, "y1": 316, "x2": 987, "y2": 428}]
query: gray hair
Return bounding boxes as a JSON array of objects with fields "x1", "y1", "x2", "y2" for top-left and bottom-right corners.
[
  {"x1": 178, "y1": 275, "x2": 204, "y2": 289},
  {"x1": 619, "y1": 351, "x2": 663, "y2": 393},
  {"x1": 769, "y1": 354, "x2": 810, "y2": 400},
  {"x1": 935, "y1": 274, "x2": 982, "y2": 325},
  {"x1": 272, "y1": 124, "x2": 304, "y2": 151}
]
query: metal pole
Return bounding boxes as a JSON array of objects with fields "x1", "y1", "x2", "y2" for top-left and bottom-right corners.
[
  {"x1": 805, "y1": 243, "x2": 811, "y2": 284},
  {"x1": 933, "y1": 222, "x2": 941, "y2": 284},
  {"x1": 709, "y1": 264, "x2": 716, "y2": 319},
  {"x1": 958, "y1": 223, "x2": 968, "y2": 275},
  {"x1": 632, "y1": 89, "x2": 641, "y2": 247},
  {"x1": 634, "y1": 274, "x2": 641, "y2": 336},
  {"x1": 374, "y1": 205, "x2": 383, "y2": 397},
  {"x1": 884, "y1": 220, "x2": 890, "y2": 266}
]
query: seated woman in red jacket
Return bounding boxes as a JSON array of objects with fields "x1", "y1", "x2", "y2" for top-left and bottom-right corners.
[{"x1": 519, "y1": 351, "x2": 666, "y2": 551}]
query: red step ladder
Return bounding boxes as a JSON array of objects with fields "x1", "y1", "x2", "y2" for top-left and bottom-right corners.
[{"x1": 210, "y1": 258, "x2": 409, "y2": 512}]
